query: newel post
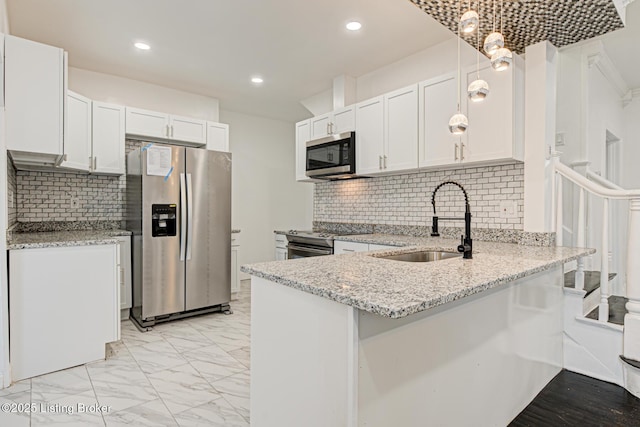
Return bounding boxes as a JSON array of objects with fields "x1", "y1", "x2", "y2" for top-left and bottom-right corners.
[{"x1": 624, "y1": 198, "x2": 640, "y2": 360}]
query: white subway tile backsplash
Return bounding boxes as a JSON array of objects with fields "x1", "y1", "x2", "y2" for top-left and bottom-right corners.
[{"x1": 314, "y1": 162, "x2": 524, "y2": 230}]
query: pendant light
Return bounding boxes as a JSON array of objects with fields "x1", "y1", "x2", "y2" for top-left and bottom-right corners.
[
  {"x1": 467, "y1": 0, "x2": 489, "y2": 102},
  {"x1": 483, "y1": 0, "x2": 504, "y2": 55},
  {"x1": 460, "y1": 0, "x2": 478, "y2": 34},
  {"x1": 449, "y1": 0, "x2": 468, "y2": 135},
  {"x1": 490, "y1": 0, "x2": 512, "y2": 71}
]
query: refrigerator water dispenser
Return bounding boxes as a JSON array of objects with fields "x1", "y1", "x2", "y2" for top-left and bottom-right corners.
[{"x1": 151, "y1": 204, "x2": 177, "y2": 237}]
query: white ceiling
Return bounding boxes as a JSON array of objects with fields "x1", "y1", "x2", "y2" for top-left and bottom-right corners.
[
  {"x1": 7, "y1": 1, "x2": 639, "y2": 123},
  {"x1": 597, "y1": 0, "x2": 640, "y2": 90},
  {"x1": 6, "y1": 0, "x2": 453, "y2": 122}
]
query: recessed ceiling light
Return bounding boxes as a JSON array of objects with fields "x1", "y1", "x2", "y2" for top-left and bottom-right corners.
[
  {"x1": 134, "y1": 42, "x2": 150, "y2": 50},
  {"x1": 346, "y1": 21, "x2": 362, "y2": 31},
  {"x1": 251, "y1": 77, "x2": 264, "y2": 84}
]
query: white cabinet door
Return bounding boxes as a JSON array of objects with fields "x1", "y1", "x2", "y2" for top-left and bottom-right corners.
[
  {"x1": 356, "y1": 96, "x2": 384, "y2": 175},
  {"x1": 384, "y1": 84, "x2": 418, "y2": 172},
  {"x1": 463, "y1": 56, "x2": 524, "y2": 164},
  {"x1": 117, "y1": 236, "x2": 132, "y2": 312},
  {"x1": 419, "y1": 74, "x2": 460, "y2": 168},
  {"x1": 275, "y1": 233, "x2": 288, "y2": 260},
  {"x1": 231, "y1": 233, "x2": 241, "y2": 295},
  {"x1": 61, "y1": 91, "x2": 91, "y2": 172},
  {"x1": 275, "y1": 248, "x2": 288, "y2": 261},
  {"x1": 170, "y1": 114, "x2": 207, "y2": 145},
  {"x1": 310, "y1": 113, "x2": 332, "y2": 139},
  {"x1": 5, "y1": 35, "x2": 64, "y2": 156},
  {"x1": 334, "y1": 241, "x2": 370, "y2": 254},
  {"x1": 332, "y1": 106, "x2": 356, "y2": 134},
  {"x1": 9, "y1": 245, "x2": 118, "y2": 381},
  {"x1": 125, "y1": 107, "x2": 169, "y2": 139},
  {"x1": 207, "y1": 122, "x2": 230, "y2": 152},
  {"x1": 92, "y1": 102, "x2": 125, "y2": 175},
  {"x1": 296, "y1": 119, "x2": 313, "y2": 182}
]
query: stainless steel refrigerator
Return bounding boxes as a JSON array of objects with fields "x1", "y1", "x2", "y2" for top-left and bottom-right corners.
[{"x1": 127, "y1": 144, "x2": 231, "y2": 330}]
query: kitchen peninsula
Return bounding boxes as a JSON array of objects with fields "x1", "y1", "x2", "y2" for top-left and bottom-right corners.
[{"x1": 242, "y1": 235, "x2": 594, "y2": 427}]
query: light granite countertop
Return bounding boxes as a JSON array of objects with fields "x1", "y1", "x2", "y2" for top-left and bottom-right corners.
[
  {"x1": 7, "y1": 230, "x2": 132, "y2": 250},
  {"x1": 241, "y1": 234, "x2": 594, "y2": 319}
]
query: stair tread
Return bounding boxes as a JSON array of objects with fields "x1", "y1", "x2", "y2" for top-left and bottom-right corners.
[
  {"x1": 564, "y1": 271, "x2": 617, "y2": 297},
  {"x1": 585, "y1": 295, "x2": 628, "y2": 326}
]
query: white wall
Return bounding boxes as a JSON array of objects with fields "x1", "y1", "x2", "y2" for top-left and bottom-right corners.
[
  {"x1": 0, "y1": 0, "x2": 8, "y2": 34},
  {"x1": 69, "y1": 67, "x2": 219, "y2": 122},
  {"x1": 356, "y1": 37, "x2": 480, "y2": 102},
  {"x1": 623, "y1": 96, "x2": 640, "y2": 188},
  {"x1": 220, "y1": 110, "x2": 313, "y2": 273}
]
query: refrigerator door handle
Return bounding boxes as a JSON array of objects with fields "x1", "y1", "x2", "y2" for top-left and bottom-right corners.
[
  {"x1": 180, "y1": 173, "x2": 187, "y2": 261},
  {"x1": 186, "y1": 173, "x2": 194, "y2": 260}
]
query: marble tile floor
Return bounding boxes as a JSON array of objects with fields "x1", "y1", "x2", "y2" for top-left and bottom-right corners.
[{"x1": 0, "y1": 281, "x2": 252, "y2": 426}]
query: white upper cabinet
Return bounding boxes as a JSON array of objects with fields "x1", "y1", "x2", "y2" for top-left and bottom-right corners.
[
  {"x1": 355, "y1": 96, "x2": 385, "y2": 175},
  {"x1": 310, "y1": 113, "x2": 332, "y2": 139},
  {"x1": 462, "y1": 55, "x2": 524, "y2": 164},
  {"x1": 61, "y1": 95, "x2": 125, "y2": 175},
  {"x1": 5, "y1": 35, "x2": 66, "y2": 164},
  {"x1": 206, "y1": 122, "x2": 230, "y2": 152},
  {"x1": 125, "y1": 107, "x2": 170, "y2": 140},
  {"x1": 62, "y1": 91, "x2": 92, "y2": 172},
  {"x1": 295, "y1": 119, "x2": 316, "y2": 182},
  {"x1": 310, "y1": 106, "x2": 355, "y2": 139},
  {"x1": 356, "y1": 84, "x2": 419, "y2": 175},
  {"x1": 169, "y1": 115, "x2": 207, "y2": 145},
  {"x1": 419, "y1": 73, "x2": 460, "y2": 168},
  {"x1": 92, "y1": 102, "x2": 125, "y2": 175},
  {"x1": 384, "y1": 84, "x2": 418, "y2": 173},
  {"x1": 125, "y1": 107, "x2": 215, "y2": 147}
]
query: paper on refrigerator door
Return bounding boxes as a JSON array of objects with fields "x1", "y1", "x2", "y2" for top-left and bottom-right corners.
[{"x1": 146, "y1": 146, "x2": 173, "y2": 177}]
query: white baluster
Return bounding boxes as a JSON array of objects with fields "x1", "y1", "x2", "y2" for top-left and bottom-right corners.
[
  {"x1": 624, "y1": 198, "x2": 640, "y2": 360},
  {"x1": 556, "y1": 174, "x2": 563, "y2": 246},
  {"x1": 575, "y1": 188, "x2": 585, "y2": 291},
  {"x1": 599, "y1": 198, "x2": 610, "y2": 322}
]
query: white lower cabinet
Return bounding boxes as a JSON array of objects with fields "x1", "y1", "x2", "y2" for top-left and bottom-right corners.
[
  {"x1": 334, "y1": 241, "x2": 395, "y2": 254},
  {"x1": 231, "y1": 233, "x2": 241, "y2": 296},
  {"x1": 9, "y1": 244, "x2": 119, "y2": 381},
  {"x1": 275, "y1": 233, "x2": 288, "y2": 260},
  {"x1": 118, "y1": 236, "x2": 132, "y2": 320}
]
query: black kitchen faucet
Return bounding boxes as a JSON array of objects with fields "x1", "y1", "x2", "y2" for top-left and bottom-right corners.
[{"x1": 430, "y1": 181, "x2": 473, "y2": 259}]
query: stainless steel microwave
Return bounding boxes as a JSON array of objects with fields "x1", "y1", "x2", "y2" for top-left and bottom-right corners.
[{"x1": 305, "y1": 131, "x2": 356, "y2": 179}]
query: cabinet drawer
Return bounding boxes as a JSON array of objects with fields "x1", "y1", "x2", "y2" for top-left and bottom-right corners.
[{"x1": 334, "y1": 241, "x2": 369, "y2": 254}]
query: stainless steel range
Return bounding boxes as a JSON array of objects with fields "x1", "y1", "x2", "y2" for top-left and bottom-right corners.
[{"x1": 285, "y1": 230, "x2": 342, "y2": 258}]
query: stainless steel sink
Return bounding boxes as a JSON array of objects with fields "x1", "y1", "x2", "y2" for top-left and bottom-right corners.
[{"x1": 373, "y1": 250, "x2": 461, "y2": 262}]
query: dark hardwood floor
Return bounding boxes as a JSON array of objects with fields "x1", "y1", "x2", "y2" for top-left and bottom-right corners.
[{"x1": 510, "y1": 370, "x2": 640, "y2": 426}]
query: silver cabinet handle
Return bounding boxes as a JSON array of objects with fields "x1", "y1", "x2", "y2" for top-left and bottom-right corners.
[
  {"x1": 330, "y1": 122, "x2": 334, "y2": 134},
  {"x1": 460, "y1": 143, "x2": 465, "y2": 161},
  {"x1": 89, "y1": 156, "x2": 93, "y2": 169},
  {"x1": 454, "y1": 143, "x2": 459, "y2": 161},
  {"x1": 326, "y1": 123, "x2": 330, "y2": 135},
  {"x1": 383, "y1": 155, "x2": 387, "y2": 169},
  {"x1": 179, "y1": 173, "x2": 187, "y2": 261},
  {"x1": 94, "y1": 157, "x2": 97, "y2": 170},
  {"x1": 379, "y1": 155, "x2": 382, "y2": 169},
  {"x1": 170, "y1": 125, "x2": 174, "y2": 138},
  {"x1": 186, "y1": 173, "x2": 194, "y2": 261},
  {"x1": 165, "y1": 124, "x2": 169, "y2": 138}
]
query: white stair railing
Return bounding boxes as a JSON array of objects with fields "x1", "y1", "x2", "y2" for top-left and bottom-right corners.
[{"x1": 553, "y1": 158, "x2": 640, "y2": 328}]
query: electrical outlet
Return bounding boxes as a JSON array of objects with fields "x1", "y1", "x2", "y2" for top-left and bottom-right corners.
[
  {"x1": 499, "y1": 201, "x2": 518, "y2": 218},
  {"x1": 70, "y1": 198, "x2": 80, "y2": 209}
]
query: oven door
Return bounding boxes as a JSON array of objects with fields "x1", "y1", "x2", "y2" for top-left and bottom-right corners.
[
  {"x1": 287, "y1": 243, "x2": 333, "y2": 259},
  {"x1": 306, "y1": 132, "x2": 355, "y2": 178}
]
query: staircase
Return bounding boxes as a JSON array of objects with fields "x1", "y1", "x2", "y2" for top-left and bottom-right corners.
[{"x1": 554, "y1": 158, "x2": 640, "y2": 397}]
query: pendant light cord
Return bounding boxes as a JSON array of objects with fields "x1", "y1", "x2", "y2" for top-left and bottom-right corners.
[
  {"x1": 476, "y1": 0, "x2": 480, "y2": 79},
  {"x1": 500, "y1": 0, "x2": 504, "y2": 35},
  {"x1": 492, "y1": 0, "x2": 496, "y2": 32},
  {"x1": 457, "y1": 0, "x2": 461, "y2": 112}
]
